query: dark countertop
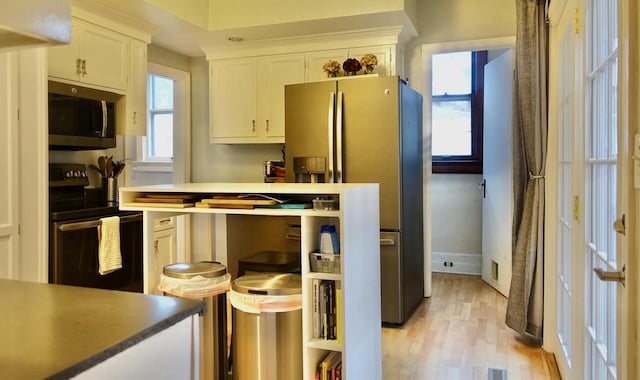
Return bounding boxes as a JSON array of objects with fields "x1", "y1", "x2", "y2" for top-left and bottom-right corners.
[{"x1": 0, "y1": 279, "x2": 206, "y2": 380}]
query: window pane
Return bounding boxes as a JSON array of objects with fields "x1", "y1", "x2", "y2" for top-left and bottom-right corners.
[
  {"x1": 432, "y1": 100, "x2": 471, "y2": 156},
  {"x1": 432, "y1": 52, "x2": 472, "y2": 95},
  {"x1": 150, "y1": 113, "x2": 173, "y2": 158},
  {"x1": 152, "y1": 75, "x2": 173, "y2": 109}
]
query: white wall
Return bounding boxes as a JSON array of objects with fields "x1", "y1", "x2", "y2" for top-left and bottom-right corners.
[{"x1": 431, "y1": 174, "x2": 483, "y2": 254}]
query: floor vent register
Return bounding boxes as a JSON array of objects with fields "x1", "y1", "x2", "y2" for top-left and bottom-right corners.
[{"x1": 488, "y1": 368, "x2": 508, "y2": 380}]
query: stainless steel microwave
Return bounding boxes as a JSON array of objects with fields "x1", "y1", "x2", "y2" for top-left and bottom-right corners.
[{"x1": 48, "y1": 81, "x2": 122, "y2": 150}]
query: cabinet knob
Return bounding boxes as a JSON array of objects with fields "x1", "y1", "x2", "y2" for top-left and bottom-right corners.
[
  {"x1": 76, "y1": 58, "x2": 82, "y2": 74},
  {"x1": 132, "y1": 111, "x2": 137, "y2": 124},
  {"x1": 252, "y1": 119, "x2": 256, "y2": 132},
  {"x1": 266, "y1": 119, "x2": 270, "y2": 132},
  {"x1": 81, "y1": 60, "x2": 87, "y2": 76}
]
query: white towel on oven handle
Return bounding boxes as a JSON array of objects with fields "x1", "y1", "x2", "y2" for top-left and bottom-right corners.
[{"x1": 98, "y1": 216, "x2": 122, "y2": 275}]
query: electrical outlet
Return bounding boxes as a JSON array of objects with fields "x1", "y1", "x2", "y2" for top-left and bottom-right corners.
[{"x1": 443, "y1": 261, "x2": 454, "y2": 267}]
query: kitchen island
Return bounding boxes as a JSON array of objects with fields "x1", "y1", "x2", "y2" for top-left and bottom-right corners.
[
  {"x1": 0, "y1": 279, "x2": 204, "y2": 380},
  {"x1": 120, "y1": 182, "x2": 383, "y2": 380}
]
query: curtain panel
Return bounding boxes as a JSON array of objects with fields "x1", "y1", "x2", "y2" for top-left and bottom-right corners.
[{"x1": 505, "y1": 0, "x2": 549, "y2": 340}]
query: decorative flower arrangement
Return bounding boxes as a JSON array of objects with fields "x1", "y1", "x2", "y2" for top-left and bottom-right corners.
[
  {"x1": 342, "y1": 58, "x2": 362, "y2": 76},
  {"x1": 323, "y1": 60, "x2": 341, "y2": 77},
  {"x1": 360, "y1": 53, "x2": 378, "y2": 74}
]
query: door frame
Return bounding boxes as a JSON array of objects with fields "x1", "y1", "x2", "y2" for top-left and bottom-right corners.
[
  {"x1": 142, "y1": 62, "x2": 192, "y2": 261},
  {"x1": 420, "y1": 36, "x2": 516, "y2": 297}
]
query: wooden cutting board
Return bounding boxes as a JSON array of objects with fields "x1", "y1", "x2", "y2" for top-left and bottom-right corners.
[
  {"x1": 200, "y1": 195, "x2": 277, "y2": 206},
  {"x1": 122, "y1": 202, "x2": 195, "y2": 208},
  {"x1": 133, "y1": 197, "x2": 197, "y2": 204},
  {"x1": 195, "y1": 202, "x2": 254, "y2": 209},
  {"x1": 143, "y1": 193, "x2": 202, "y2": 200}
]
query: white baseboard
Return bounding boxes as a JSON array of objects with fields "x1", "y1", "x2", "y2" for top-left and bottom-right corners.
[{"x1": 432, "y1": 251, "x2": 482, "y2": 275}]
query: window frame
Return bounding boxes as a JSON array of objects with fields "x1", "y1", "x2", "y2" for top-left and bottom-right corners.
[
  {"x1": 432, "y1": 50, "x2": 487, "y2": 174},
  {"x1": 142, "y1": 73, "x2": 174, "y2": 162}
]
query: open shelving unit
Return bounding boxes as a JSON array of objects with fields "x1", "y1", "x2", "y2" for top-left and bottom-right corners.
[{"x1": 120, "y1": 182, "x2": 382, "y2": 379}]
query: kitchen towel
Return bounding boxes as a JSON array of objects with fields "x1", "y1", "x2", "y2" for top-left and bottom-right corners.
[{"x1": 98, "y1": 216, "x2": 122, "y2": 275}]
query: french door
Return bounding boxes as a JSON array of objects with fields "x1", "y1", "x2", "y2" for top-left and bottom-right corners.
[{"x1": 551, "y1": 0, "x2": 632, "y2": 378}]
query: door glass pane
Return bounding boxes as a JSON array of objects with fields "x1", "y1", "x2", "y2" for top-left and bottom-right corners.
[{"x1": 585, "y1": 0, "x2": 618, "y2": 378}]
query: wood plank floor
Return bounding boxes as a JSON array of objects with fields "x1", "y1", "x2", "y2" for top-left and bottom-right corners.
[{"x1": 382, "y1": 273, "x2": 561, "y2": 380}]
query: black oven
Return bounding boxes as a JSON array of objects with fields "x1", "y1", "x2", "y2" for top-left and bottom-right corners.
[
  {"x1": 49, "y1": 163, "x2": 143, "y2": 293},
  {"x1": 48, "y1": 81, "x2": 121, "y2": 150}
]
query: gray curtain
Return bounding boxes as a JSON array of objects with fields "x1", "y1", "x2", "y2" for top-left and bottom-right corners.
[{"x1": 505, "y1": 0, "x2": 548, "y2": 340}]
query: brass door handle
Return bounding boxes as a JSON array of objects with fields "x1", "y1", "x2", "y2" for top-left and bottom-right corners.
[
  {"x1": 594, "y1": 265, "x2": 625, "y2": 287},
  {"x1": 613, "y1": 214, "x2": 626, "y2": 235}
]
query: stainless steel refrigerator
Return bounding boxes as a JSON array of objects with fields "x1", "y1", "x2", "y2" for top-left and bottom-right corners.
[{"x1": 285, "y1": 75, "x2": 423, "y2": 324}]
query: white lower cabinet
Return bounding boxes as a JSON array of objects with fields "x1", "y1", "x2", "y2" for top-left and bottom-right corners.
[{"x1": 148, "y1": 217, "x2": 176, "y2": 295}]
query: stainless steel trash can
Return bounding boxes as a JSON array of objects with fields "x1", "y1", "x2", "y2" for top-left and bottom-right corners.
[
  {"x1": 162, "y1": 262, "x2": 230, "y2": 380},
  {"x1": 230, "y1": 273, "x2": 302, "y2": 380}
]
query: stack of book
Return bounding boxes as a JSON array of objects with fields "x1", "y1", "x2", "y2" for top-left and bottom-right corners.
[
  {"x1": 315, "y1": 351, "x2": 342, "y2": 380},
  {"x1": 312, "y1": 279, "x2": 341, "y2": 341}
]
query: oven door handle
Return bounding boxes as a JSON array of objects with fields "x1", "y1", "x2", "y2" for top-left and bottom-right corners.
[{"x1": 57, "y1": 214, "x2": 143, "y2": 232}]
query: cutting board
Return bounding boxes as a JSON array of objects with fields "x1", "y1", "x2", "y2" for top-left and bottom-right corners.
[
  {"x1": 200, "y1": 195, "x2": 278, "y2": 206},
  {"x1": 195, "y1": 202, "x2": 254, "y2": 209},
  {"x1": 144, "y1": 193, "x2": 202, "y2": 200},
  {"x1": 134, "y1": 197, "x2": 198, "y2": 204},
  {"x1": 122, "y1": 202, "x2": 195, "y2": 208}
]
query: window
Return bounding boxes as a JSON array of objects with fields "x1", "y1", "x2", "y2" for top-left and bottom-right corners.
[
  {"x1": 145, "y1": 73, "x2": 174, "y2": 161},
  {"x1": 431, "y1": 51, "x2": 487, "y2": 173}
]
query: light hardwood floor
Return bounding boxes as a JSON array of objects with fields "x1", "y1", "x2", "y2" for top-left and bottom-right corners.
[{"x1": 382, "y1": 273, "x2": 561, "y2": 380}]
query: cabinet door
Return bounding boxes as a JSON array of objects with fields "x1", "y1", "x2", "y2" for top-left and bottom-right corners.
[
  {"x1": 210, "y1": 58, "x2": 257, "y2": 142},
  {"x1": 305, "y1": 49, "x2": 348, "y2": 82},
  {"x1": 348, "y1": 46, "x2": 393, "y2": 76},
  {"x1": 117, "y1": 38, "x2": 147, "y2": 135},
  {"x1": 80, "y1": 21, "x2": 129, "y2": 90},
  {"x1": 0, "y1": 52, "x2": 20, "y2": 279},
  {"x1": 48, "y1": 22, "x2": 81, "y2": 82},
  {"x1": 149, "y1": 227, "x2": 177, "y2": 295},
  {"x1": 258, "y1": 54, "x2": 305, "y2": 141}
]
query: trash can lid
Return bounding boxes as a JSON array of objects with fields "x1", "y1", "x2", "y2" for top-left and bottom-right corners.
[
  {"x1": 163, "y1": 261, "x2": 227, "y2": 279},
  {"x1": 232, "y1": 273, "x2": 301, "y2": 296}
]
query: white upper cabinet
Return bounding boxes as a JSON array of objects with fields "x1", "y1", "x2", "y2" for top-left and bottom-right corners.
[
  {"x1": 258, "y1": 54, "x2": 306, "y2": 140},
  {"x1": 48, "y1": 18, "x2": 129, "y2": 91},
  {"x1": 306, "y1": 49, "x2": 348, "y2": 82},
  {"x1": 117, "y1": 38, "x2": 147, "y2": 135},
  {"x1": 204, "y1": 27, "x2": 405, "y2": 144},
  {"x1": 210, "y1": 53, "x2": 305, "y2": 144},
  {"x1": 210, "y1": 57, "x2": 257, "y2": 142},
  {"x1": 306, "y1": 46, "x2": 394, "y2": 82}
]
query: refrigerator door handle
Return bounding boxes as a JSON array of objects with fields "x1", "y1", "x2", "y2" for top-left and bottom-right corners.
[
  {"x1": 327, "y1": 92, "x2": 336, "y2": 183},
  {"x1": 335, "y1": 91, "x2": 343, "y2": 183}
]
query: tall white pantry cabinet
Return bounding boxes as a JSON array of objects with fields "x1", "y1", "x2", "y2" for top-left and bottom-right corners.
[{"x1": 119, "y1": 182, "x2": 383, "y2": 379}]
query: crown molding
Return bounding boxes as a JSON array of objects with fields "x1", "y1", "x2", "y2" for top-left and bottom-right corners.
[
  {"x1": 202, "y1": 25, "x2": 408, "y2": 60},
  {"x1": 72, "y1": 2, "x2": 156, "y2": 42}
]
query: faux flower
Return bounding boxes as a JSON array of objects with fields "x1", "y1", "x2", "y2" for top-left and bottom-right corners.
[
  {"x1": 342, "y1": 58, "x2": 362, "y2": 74},
  {"x1": 360, "y1": 53, "x2": 378, "y2": 67},
  {"x1": 323, "y1": 60, "x2": 341, "y2": 74}
]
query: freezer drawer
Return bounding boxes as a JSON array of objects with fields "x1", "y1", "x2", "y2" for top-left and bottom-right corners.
[{"x1": 380, "y1": 231, "x2": 402, "y2": 324}]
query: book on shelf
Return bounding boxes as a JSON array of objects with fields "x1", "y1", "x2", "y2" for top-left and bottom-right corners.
[
  {"x1": 313, "y1": 279, "x2": 339, "y2": 341},
  {"x1": 315, "y1": 351, "x2": 342, "y2": 380},
  {"x1": 313, "y1": 279, "x2": 321, "y2": 338},
  {"x1": 335, "y1": 281, "x2": 342, "y2": 344}
]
